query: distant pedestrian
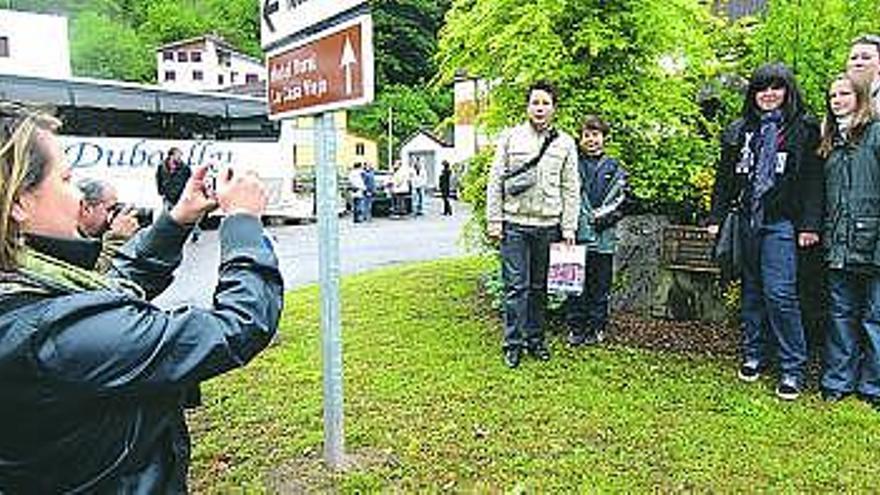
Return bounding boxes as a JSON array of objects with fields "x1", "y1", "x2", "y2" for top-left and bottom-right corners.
[
  {"x1": 348, "y1": 162, "x2": 367, "y2": 223},
  {"x1": 156, "y1": 147, "x2": 199, "y2": 241},
  {"x1": 486, "y1": 80, "x2": 580, "y2": 368},
  {"x1": 390, "y1": 160, "x2": 412, "y2": 217},
  {"x1": 362, "y1": 163, "x2": 376, "y2": 221},
  {"x1": 412, "y1": 159, "x2": 427, "y2": 216},
  {"x1": 156, "y1": 147, "x2": 189, "y2": 210},
  {"x1": 565, "y1": 115, "x2": 628, "y2": 347},
  {"x1": 439, "y1": 160, "x2": 453, "y2": 216},
  {"x1": 817, "y1": 72, "x2": 880, "y2": 409}
]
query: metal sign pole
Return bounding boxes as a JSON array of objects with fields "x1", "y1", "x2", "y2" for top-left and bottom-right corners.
[{"x1": 315, "y1": 111, "x2": 345, "y2": 469}]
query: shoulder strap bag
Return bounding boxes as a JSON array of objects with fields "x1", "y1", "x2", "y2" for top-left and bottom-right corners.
[
  {"x1": 712, "y1": 190, "x2": 745, "y2": 283},
  {"x1": 502, "y1": 129, "x2": 559, "y2": 197}
]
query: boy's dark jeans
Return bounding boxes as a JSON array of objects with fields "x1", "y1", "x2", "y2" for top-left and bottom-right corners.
[
  {"x1": 500, "y1": 222, "x2": 559, "y2": 350},
  {"x1": 565, "y1": 250, "x2": 613, "y2": 336}
]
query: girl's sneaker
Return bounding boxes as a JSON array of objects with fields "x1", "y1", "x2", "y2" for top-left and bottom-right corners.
[
  {"x1": 775, "y1": 378, "x2": 801, "y2": 401},
  {"x1": 737, "y1": 362, "x2": 761, "y2": 382}
]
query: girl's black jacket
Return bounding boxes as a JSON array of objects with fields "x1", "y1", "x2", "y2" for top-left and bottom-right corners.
[{"x1": 709, "y1": 114, "x2": 823, "y2": 233}]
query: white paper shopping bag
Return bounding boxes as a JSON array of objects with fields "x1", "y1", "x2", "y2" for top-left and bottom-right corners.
[{"x1": 547, "y1": 243, "x2": 586, "y2": 295}]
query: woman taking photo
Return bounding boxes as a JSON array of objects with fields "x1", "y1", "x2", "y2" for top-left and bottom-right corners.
[
  {"x1": 708, "y1": 63, "x2": 823, "y2": 401},
  {"x1": 0, "y1": 103, "x2": 283, "y2": 492},
  {"x1": 818, "y1": 73, "x2": 880, "y2": 408}
]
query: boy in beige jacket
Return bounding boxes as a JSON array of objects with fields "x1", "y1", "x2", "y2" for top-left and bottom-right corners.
[{"x1": 486, "y1": 81, "x2": 580, "y2": 368}]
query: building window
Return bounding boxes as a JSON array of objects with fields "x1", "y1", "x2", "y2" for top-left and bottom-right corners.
[
  {"x1": 0, "y1": 37, "x2": 8, "y2": 58},
  {"x1": 162, "y1": 50, "x2": 173, "y2": 61},
  {"x1": 231, "y1": 72, "x2": 238, "y2": 84},
  {"x1": 217, "y1": 50, "x2": 231, "y2": 67},
  {"x1": 218, "y1": 74, "x2": 224, "y2": 85},
  {"x1": 177, "y1": 51, "x2": 188, "y2": 62},
  {"x1": 191, "y1": 51, "x2": 202, "y2": 62},
  {"x1": 356, "y1": 143, "x2": 365, "y2": 156},
  {"x1": 245, "y1": 73, "x2": 259, "y2": 84},
  {"x1": 164, "y1": 71, "x2": 176, "y2": 81},
  {"x1": 193, "y1": 70, "x2": 203, "y2": 81}
]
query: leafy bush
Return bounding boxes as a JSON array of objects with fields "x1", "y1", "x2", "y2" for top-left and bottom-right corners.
[
  {"x1": 749, "y1": 0, "x2": 880, "y2": 114},
  {"x1": 437, "y1": 0, "x2": 733, "y2": 233}
]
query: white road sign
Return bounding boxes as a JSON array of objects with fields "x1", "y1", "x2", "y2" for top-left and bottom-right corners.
[{"x1": 260, "y1": 0, "x2": 366, "y2": 50}]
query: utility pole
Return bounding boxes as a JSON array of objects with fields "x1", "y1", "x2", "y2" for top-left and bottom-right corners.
[{"x1": 387, "y1": 105, "x2": 393, "y2": 169}]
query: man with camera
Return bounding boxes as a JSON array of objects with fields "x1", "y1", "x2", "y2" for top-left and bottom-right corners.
[{"x1": 77, "y1": 178, "x2": 143, "y2": 273}]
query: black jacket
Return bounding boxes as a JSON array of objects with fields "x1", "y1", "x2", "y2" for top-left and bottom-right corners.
[
  {"x1": 156, "y1": 162, "x2": 191, "y2": 205},
  {"x1": 0, "y1": 213, "x2": 283, "y2": 493},
  {"x1": 439, "y1": 167, "x2": 452, "y2": 196},
  {"x1": 709, "y1": 114, "x2": 823, "y2": 233}
]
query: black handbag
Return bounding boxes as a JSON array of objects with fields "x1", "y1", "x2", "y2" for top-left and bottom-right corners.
[{"x1": 713, "y1": 195, "x2": 744, "y2": 282}]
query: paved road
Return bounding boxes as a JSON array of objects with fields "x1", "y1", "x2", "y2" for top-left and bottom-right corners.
[{"x1": 153, "y1": 200, "x2": 470, "y2": 309}]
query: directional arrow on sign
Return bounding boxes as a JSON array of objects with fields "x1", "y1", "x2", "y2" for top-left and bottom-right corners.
[
  {"x1": 340, "y1": 36, "x2": 357, "y2": 96},
  {"x1": 263, "y1": 0, "x2": 279, "y2": 33}
]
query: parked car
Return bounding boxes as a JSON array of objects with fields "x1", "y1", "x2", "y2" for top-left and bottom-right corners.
[
  {"x1": 369, "y1": 171, "x2": 393, "y2": 216},
  {"x1": 341, "y1": 170, "x2": 415, "y2": 217}
]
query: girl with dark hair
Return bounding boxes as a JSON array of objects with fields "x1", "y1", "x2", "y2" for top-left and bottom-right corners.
[
  {"x1": 818, "y1": 73, "x2": 880, "y2": 409},
  {"x1": 708, "y1": 63, "x2": 823, "y2": 401}
]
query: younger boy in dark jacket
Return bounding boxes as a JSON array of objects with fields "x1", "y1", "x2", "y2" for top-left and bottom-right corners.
[{"x1": 566, "y1": 115, "x2": 628, "y2": 346}]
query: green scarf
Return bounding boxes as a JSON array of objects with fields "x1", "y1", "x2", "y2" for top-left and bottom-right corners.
[{"x1": 0, "y1": 249, "x2": 143, "y2": 298}]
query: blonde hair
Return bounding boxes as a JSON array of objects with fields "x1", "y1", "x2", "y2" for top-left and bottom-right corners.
[
  {"x1": 0, "y1": 102, "x2": 61, "y2": 270},
  {"x1": 819, "y1": 73, "x2": 876, "y2": 158}
]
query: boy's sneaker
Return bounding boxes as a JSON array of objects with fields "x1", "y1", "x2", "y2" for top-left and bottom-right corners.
[
  {"x1": 503, "y1": 348, "x2": 521, "y2": 369},
  {"x1": 857, "y1": 393, "x2": 880, "y2": 411},
  {"x1": 821, "y1": 389, "x2": 847, "y2": 403},
  {"x1": 775, "y1": 379, "x2": 801, "y2": 401},
  {"x1": 528, "y1": 343, "x2": 551, "y2": 361},
  {"x1": 567, "y1": 330, "x2": 586, "y2": 347},
  {"x1": 737, "y1": 362, "x2": 761, "y2": 382},
  {"x1": 583, "y1": 329, "x2": 605, "y2": 346}
]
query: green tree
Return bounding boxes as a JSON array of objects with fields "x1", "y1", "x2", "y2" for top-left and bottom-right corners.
[
  {"x1": 438, "y1": 0, "x2": 726, "y2": 224},
  {"x1": 349, "y1": 84, "x2": 452, "y2": 168},
  {"x1": 17, "y1": 0, "x2": 263, "y2": 82},
  {"x1": 70, "y1": 11, "x2": 153, "y2": 81},
  {"x1": 372, "y1": 0, "x2": 452, "y2": 89},
  {"x1": 749, "y1": 0, "x2": 880, "y2": 113},
  {"x1": 202, "y1": 0, "x2": 261, "y2": 57},
  {"x1": 349, "y1": 1, "x2": 453, "y2": 167}
]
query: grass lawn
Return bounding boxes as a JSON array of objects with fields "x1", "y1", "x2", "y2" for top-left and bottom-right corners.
[{"x1": 189, "y1": 256, "x2": 880, "y2": 493}]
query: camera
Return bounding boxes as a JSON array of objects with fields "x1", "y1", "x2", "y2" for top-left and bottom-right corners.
[
  {"x1": 109, "y1": 203, "x2": 154, "y2": 228},
  {"x1": 204, "y1": 166, "x2": 231, "y2": 198}
]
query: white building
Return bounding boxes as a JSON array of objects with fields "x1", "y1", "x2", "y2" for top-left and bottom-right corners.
[
  {"x1": 399, "y1": 129, "x2": 455, "y2": 190},
  {"x1": 0, "y1": 10, "x2": 70, "y2": 79},
  {"x1": 156, "y1": 35, "x2": 265, "y2": 92},
  {"x1": 453, "y1": 72, "x2": 491, "y2": 166}
]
